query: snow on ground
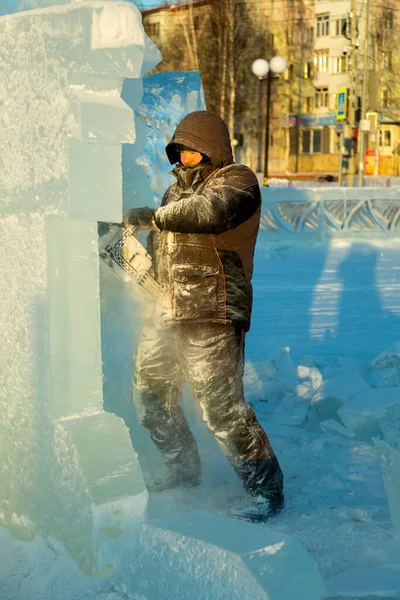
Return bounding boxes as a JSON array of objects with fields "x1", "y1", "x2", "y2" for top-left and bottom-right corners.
[
  {"x1": 2, "y1": 233, "x2": 400, "y2": 599},
  {"x1": 246, "y1": 234, "x2": 400, "y2": 598},
  {"x1": 134, "y1": 234, "x2": 400, "y2": 598}
]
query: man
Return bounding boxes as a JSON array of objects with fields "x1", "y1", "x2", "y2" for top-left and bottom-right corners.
[{"x1": 124, "y1": 110, "x2": 283, "y2": 521}]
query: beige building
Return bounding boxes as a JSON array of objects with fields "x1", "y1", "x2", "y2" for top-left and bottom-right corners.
[{"x1": 141, "y1": 0, "x2": 400, "y2": 177}]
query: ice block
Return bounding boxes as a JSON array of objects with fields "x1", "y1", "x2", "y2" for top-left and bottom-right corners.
[{"x1": 0, "y1": 0, "x2": 160, "y2": 573}]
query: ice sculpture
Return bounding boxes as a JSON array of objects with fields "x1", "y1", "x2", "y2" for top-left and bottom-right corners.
[
  {"x1": 374, "y1": 439, "x2": 400, "y2": 533},
  {"x1": 122, "y1": 69, "x2": 207, "y2": 208},
  {"x1": 0, "y1": 0, "x2": 161, "y2": 574}
]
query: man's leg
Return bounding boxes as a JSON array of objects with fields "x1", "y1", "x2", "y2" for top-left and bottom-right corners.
[
  {"x1": 181, "y1": 322, "x2": 283, "y2": 506},
  {"x1": 132, "y1": 323, "x2": 201, "y2": 489}
]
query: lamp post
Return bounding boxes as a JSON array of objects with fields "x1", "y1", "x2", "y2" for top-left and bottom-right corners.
[{"x1": 252, "y1": 56, "x2": 288, "y2": 187}]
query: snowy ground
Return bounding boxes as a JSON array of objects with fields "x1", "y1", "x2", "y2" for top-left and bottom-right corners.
[
  {"x1": 2, "y1": 233, "x2": 400, "y2": 599},
  {"x1": 149, "y1": 233, "x2": 400, "y2": 598},
  {"x1": 247, "y1": 234, "x2": 400, "y2": 598}
]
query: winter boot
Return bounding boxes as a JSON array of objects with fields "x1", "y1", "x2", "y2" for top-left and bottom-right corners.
[
  {"x1": 231, "y1": 491, "x2": 284, "y2": 523},
  {"x1": 229, "y1": 456, "x2": 284, "y2": 521}
]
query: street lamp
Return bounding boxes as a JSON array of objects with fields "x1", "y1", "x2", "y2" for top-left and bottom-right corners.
[{"x1": 252, "y1": 56, "x2": 288, "y2": 187}]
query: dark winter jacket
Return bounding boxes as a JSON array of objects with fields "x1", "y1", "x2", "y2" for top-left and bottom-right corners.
[{"x1": 148, "y1": 111, "x2": 261, "y2": 332}]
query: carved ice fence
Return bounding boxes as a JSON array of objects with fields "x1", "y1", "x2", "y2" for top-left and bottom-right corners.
[{"x1": 260, "y1": 188, "x2": 400, "y2": 233}]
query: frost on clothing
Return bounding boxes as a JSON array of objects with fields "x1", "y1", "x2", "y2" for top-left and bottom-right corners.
[
  {"x1": 133, "y1": 322, "x2": 282, "y2": 500},
  {"x1": 148, "y1": 111, "x2": 262, "y2": 332},
  {"x1": 131, "y1": 111, "x2": 283, "y2": 507}
]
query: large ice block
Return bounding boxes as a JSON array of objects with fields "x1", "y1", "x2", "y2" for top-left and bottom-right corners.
[
  {"x1": 374, "y1": 439, "x2": 400, "y2": 533},
  {"x1": 138, "y1": 512, "x2": 326, "y2": 600},
  {"x1": 338, "y1": 388, "x2": 400, "y2": 447},
  {"x1": 122, "y1": 70, "x2": 207, "y2": 208},
  {"x1": 309, "y1": 373, "x2": 370, "y2": 423},
  {"x1": 0, "y1": 0, "x2": 160, "y2": 573}
]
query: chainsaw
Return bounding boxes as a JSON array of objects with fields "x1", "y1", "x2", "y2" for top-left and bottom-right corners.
[{"x1": 98, "y1": 224, "x2": 161, "y2": 298}]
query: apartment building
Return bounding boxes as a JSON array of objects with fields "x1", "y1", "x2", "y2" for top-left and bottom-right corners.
[
  {"x1": 288, "y1": 0, "x2": 400, "y2": 175},
  {"x1": 141, "y1": 0, "x2": 400, "y2": 176}
]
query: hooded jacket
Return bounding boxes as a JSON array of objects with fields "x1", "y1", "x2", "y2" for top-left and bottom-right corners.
[{"x1": 148, "y1": 111, "x2": 261, "y2": 332}]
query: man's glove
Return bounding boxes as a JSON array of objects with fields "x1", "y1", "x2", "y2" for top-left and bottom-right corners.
[{"x1": 123, "y1": 207, "x2": 156, "y2": 230}]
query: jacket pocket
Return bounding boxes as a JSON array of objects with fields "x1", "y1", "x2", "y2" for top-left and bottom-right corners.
[{"x1": 172, "y1": 263, "x2": 219, "y2": 319}]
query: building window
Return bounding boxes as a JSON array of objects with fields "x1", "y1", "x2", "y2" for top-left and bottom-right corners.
[
  {"x1": 316, "y1": 14, "x2": 330, "y2": 37},
  {"x1": 304, "y1": 61, "x2": 314, "y2": 79},
  {"x1": 333, "y1": 18, "x2": 347, "y2": 37},
  {"x1": 331, "y1": 56, "x2": 348, "y2": 73},
  {"x1": 146, "y1": 22, "x2": 160, "y2": 38},
  {"x1": 305, "y1": 96, "x2": 314, "y2": 112},
  {"x1": 380, "y1": 129, "x2": 392, "y2": 147},
  {"x1": 314, "y1": 50, "x2": 329, "y2": 73},
  {"x1": 307, "y1": 27, "x2": 314, "y2": 43},
  {"x1": 302, "y1": 129, "x2": 323, "y2": 154},
  {"x1": 302, "y1": 130, "x2": 311, "y2": 153},
  {"x1": 315, "y1": 87, "x2": 329, "y2": 108},
  {"x1": 313, "y1": 130, "x2": 322, "y2": 153},
  {"x1": 381, "y1": 88, "x2": 390, "y2": 106}
]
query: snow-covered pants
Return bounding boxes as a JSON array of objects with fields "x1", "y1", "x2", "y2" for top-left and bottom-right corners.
[{"x1": 132, "y1": 321, "x2": 283, "y2": 499}]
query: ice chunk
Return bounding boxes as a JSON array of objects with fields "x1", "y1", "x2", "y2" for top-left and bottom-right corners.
[
  {"x1": 371, "y1": 369, "x2": 400, "y2": 389},
  {"x1": 297, "y1": 364, "x2": 323, "y2": 390},
  {"x1": 272, "y1": 394, "x2": 308, "y2": 427},
  {"x1": 320, "y1": 419, "x2": 355, "y2": 439},
  {"x1": 323, "y1": 357, "x2": 366, "y2": 380},
  {"x1": 58, "y1": 412, "x2": 146, "y2": 504},
  {"x1": 138, "y1": 511, "x2": 326, "y2": 600},
  {"x1": 328, "y1": 356, "x2": 366, "y2": 374},
  {"x1": 371, "y1": 342, "x2": 400, "y2": 371},
  {"x1": 367, "y1": 367, "x2": 400, "y2": 388},
  {"x1": 338, "y1": 388, "x2": 400, "y2": 446},
  {"x1": 268, "y1": 347, "x2": 297, "y2": 383},
  {"x1": 374, "y1": 439, "x2": 400, "y2": 532},
  {"x1": 309, "y1": 373, "x2": 370, "y2": 423},
  {"x1": 326, "y1": 566, "x2": 400, "y2": 599}
]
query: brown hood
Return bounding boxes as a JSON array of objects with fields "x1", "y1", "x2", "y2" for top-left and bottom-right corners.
[{"x1": 166, "y1": 111, "x2": 234, "y2": 168}]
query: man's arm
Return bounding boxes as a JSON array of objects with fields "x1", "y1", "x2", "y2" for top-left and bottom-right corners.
[{"x1": 154, "y1": 167, "x2": 261, "y2": 235}]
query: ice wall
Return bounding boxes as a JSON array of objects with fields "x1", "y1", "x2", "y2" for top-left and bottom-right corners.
[{"x1": 0, "y1": 0, "x2": 160, "y2": 574}]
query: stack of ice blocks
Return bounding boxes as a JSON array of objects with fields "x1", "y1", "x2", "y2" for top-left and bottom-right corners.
[{"x1": 0, "y1": 1, "x2": 160, "y2": 574}]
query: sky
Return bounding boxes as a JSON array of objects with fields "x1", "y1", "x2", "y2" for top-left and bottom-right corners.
[{"x1": 135, "y1": 0, "x2": 170, "y2": 8}]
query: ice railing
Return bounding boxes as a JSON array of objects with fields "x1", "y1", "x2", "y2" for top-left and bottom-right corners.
[{"x1": 260, "y1": 188, "x2": 400, "y2": 232}]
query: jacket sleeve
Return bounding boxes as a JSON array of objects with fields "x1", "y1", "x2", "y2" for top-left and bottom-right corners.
[{"x1": 153, "y1": 167, "x2": 261, "y2": 235}]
